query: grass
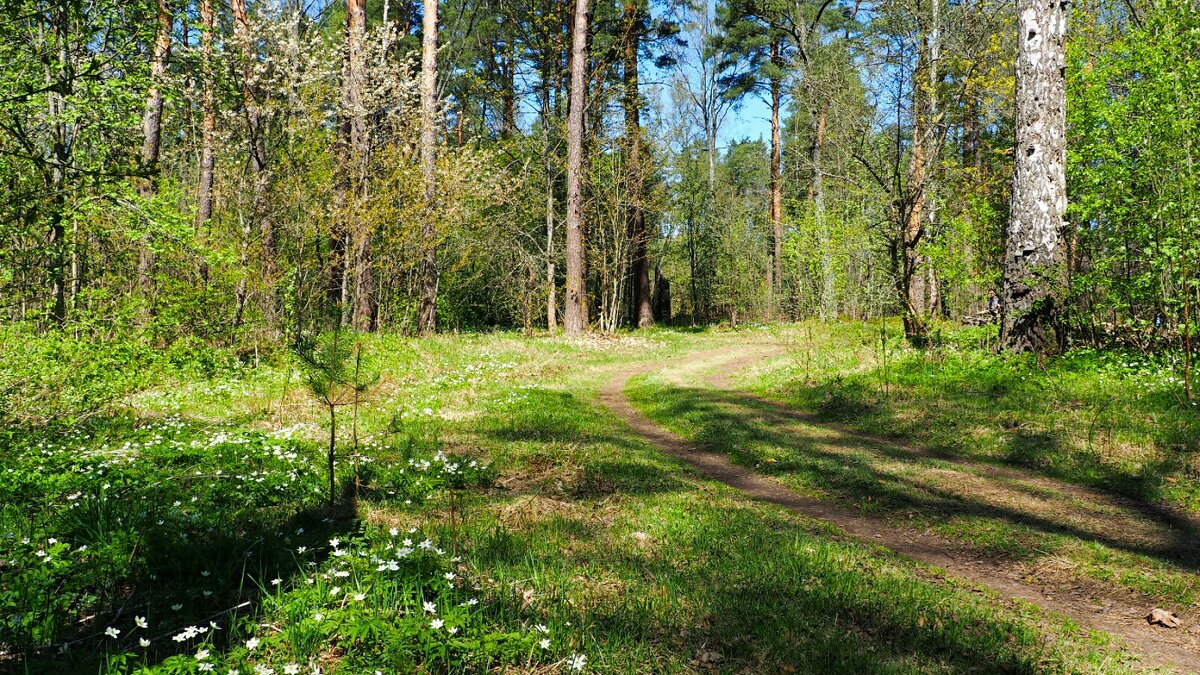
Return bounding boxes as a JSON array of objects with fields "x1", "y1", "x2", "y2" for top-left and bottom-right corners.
[
  {"x1": 0, "y1": 323, "x2": 1180, "y2": 673},
  {"x1": 628, "y1": 320, "x2": 1200, "y2": 611}
]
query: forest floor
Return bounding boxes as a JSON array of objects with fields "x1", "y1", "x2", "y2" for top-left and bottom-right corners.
[
  {"x1": 6, "y1": 322, "x2": 1200, "y2": 673},
  {"x1": 614, "y1": 339, "x2": 1200, "y2": 672}
]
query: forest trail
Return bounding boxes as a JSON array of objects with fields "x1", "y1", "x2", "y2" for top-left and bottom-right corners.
[{"x1": 597, "y1": 344, "x2": 1200, "y2": 673}]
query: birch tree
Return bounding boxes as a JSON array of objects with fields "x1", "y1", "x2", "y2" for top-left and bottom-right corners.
[{"x1": 1000, "y1": 0, "x2": 1067, "y2": 351}]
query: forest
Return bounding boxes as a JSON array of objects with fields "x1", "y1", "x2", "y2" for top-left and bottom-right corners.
[{"x1": 2, "y1": 0, "x2": 1200, "y2": 672}]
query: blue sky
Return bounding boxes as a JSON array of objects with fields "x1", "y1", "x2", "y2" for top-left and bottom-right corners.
[{"x1": 722, "y1": 95, "x2": 773, "y2": 145}]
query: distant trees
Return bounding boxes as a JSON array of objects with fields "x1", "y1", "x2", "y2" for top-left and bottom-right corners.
[{"x1": 0, "y1": 0, "x2": 1194, "y2": 371}]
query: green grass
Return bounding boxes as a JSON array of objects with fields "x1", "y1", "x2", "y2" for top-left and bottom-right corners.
[
  {"x1": 0, "y1": 324, "x2": 1170, "y2": 673},
  {"x1": 628, "y1": 320, "x2": 1200, "y2": 611}
]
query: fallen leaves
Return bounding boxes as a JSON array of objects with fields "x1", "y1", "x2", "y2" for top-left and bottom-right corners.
[{"x1": 1146, "y1": 608, "x2": 1182, "y2": 629}]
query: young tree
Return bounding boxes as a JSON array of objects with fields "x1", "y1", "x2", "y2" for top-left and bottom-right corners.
[
  {"x1": 1000, "y1": 0, "x2": 1067, "y2": 351},
  {"x1": 564, "y1": 0, "x2": 590, "y2": 335}
]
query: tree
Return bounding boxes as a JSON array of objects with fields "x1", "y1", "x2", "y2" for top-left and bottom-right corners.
[
  {"x1": 196, "y1": 0, "x2": 216, "y2": 239},
  {"x1": 346, "y1": 0, "x2": 375, "y2": 332},
  {"x1": 1000, "y1": 0, "x2": 1067, "y2": 352},
  {"x1": 564, "y1": 0, "x2": 590, "y2": 335},
  {"x1": 418, "y1": 0, "x2": 440, "y2": 335},
  {"x1": 136, "y1": 0, "x2": 173, "y2": 315},
  {"x1": 624, "y1": 0, "x2": 653, "y2": 328},
  {"x1": 232, "y1": 0, "x2": 279, "y2": 330},
  {"x1": 714, "y1": 0, "x2": 789, "y2": 318}
]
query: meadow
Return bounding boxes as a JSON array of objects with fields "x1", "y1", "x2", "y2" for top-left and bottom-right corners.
[{"x1": 2, "y1": 322, "x2": 1197, "y2": 673}]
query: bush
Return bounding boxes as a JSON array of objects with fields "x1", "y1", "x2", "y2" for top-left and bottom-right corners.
[{"x1": 0, "y1": 325, "x2": 154, "y2": 433}]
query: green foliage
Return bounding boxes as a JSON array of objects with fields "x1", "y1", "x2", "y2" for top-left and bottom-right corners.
[
  {"x1": 1068, "y1": 0, "x2": 1200, "y2": 343},
  {"x1": 0, "y1": 325, "x2": 152, "y2": 432},
  {"x1": 292, "y1": 329, "x2": 381, "y2": 505}
]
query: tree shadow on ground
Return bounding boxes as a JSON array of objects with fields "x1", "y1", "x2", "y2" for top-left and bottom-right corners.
[
  {"x1": 786, "y1": 356, "x2": 1199, "y2": 512},
  {"x1": 6, "y1": 416, "x2": 363, "y2": 675},
  {"x1": 468, "y1": 490, "x2": 1085, "y2": 674},
  {"x1": 633, "y1": 382, "x2": 1200, "y2": 576},
  {"x1": 479, "y1": 388, "x2": 689, "y2": 498}
]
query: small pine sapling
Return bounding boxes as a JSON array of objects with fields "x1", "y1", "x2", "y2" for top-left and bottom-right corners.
[{"x1": 293, "y1": 329, "x2": 379, "y2": 507}]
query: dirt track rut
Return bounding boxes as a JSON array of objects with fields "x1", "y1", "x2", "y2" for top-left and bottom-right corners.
[{"x1": 597, "y1": 346, "x2": 1200, "y2": 673}]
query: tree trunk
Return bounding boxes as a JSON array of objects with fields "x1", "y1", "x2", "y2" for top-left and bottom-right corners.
[
  {"x1": 706, "y1": 119, "x2": 717, "y2": 189},
  {"x1": 137, "y1": 0, "x2": 172, "y2": 314},
  {"x1": 803, "y1": 100, "x2": 830, "y2": 320},
  {"x1": 768, "y1": 37, "x2": 783, "y2": 321},
  {"x1": 46, "y1": 6, "x2": 69, "y2": 326},
  {"x1": 500, "y1": 42, "x2": 517, "y2": 138},
  {"x1": 542, "y1": 56, "x2": 558, "y2": 332},
  {"x1": 418, "y1": 0, "x2": 440, "y2": 335},
  {"x1": 353, "y1": 230, "x2": 376, "y2": 331},
  {"x1": 1000, "y1": 0, "x2": 1067, "y2": 352},
  {"x1": 563, "y1": 0, "x2": 589, "y2": 335},
  {"x1": 344, "y1": 0, "x2": 373, "y2": 331},
  {"x1": 901, "y1": 35, "x2": 930, "y2": 344},
  {"x1": 233, "y1": 0, "x2": 280, "y2": 329},
  {"x1": 624, "y1": 0, "x2": 652, "y2": 328},
  {"x1": 139, "y1": 0, "x2": 171, "y2": 183},
  {"x1": 197, "y1": 0, "x2": 215, "y2": 282}
]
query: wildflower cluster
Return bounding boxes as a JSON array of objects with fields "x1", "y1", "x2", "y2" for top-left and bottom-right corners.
[{"x1": 1, "y1": 417, "x2": 575, "y2": 673}]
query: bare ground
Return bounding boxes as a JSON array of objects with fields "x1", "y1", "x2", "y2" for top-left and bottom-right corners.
[{"x1": 597, "y1": 344, "x2": 1200, "y2": 673}]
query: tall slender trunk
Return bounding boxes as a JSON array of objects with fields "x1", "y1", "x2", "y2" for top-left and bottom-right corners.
[
  {"x1": 344, "y1": 0, "x2": 373, "y2": 331},
  {"x1": 137, "y1": 0, "x2": 172, "y2": 316},
  {"x1": 925, "y1": 0, "x2": 941, "y2": 316},
  {"x1": 901, "y1": 19, "x2": 933, "y2": 343},
  {"x1": 688, "y1": 216, "x2": 699, "y2": 324},
  {"x1": 624, "y1": 0, "x2": 652, "y2": 328},
  {"x1": 45, "y1": 9, "x2": 69, "y2": 326},
  {"x1": 196, "y1": 0, "x2": 215, "y2": 282},
  {"x1": 418, "y1": 0, "x2": 440, "y2": 335},
  {"x1": 706, "y1": 117, "x2": 717, "y2": 189},
  {"x1": 232, "y1": 0, "x2": 279, "y2": 329},
  {"x1": 140, "y1": 0, "x2": 171, "y2": 181},
  {"x1": 563, "y1": 0, "x2": 589, "y2": 335},
  {"x1": 500, "y1": 41, "x2": 517, "y2": 137},
  {"x1": 542, "y1": 54, "x2": 558, "y2": 332},
  {"x1": 1000, "y1": 0, "x2": 1067, "y2": 352},
  {"x1": 768, "y1": 36, "x2": 783, "y2": 320},
  {"x1": 902, "y1": 130, "x2": 926, "y2": 339},
  {"x1": 804, "y1": 98, "x2": 830, "y2": 319}
]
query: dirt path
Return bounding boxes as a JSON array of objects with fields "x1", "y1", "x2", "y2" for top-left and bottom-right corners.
[{"x1": 597, "y1": 345, "x2": 1200, "y2": 673}]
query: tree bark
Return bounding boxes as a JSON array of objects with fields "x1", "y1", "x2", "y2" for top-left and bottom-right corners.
[
  {"x1": 196, "y1": 0, "x2": 215, "y2": 282},
  {"x1": 624, "y1": 0, "x2": 652, "y2": 328},
  {"x1": 768, "y1": 36, "x2": 783, "y2": 321},
  {"x1": 563, "y1": 0, "x2": 589, "y2": 335},
  {"x1": 345, "y1": 0, "x2": 374, "y2": 332},
  {"x1": 418, "y1": 0, "x2": 440, "y2": 335},
  {"x1": 45, "y1": 6, "x2": 69, "y2": 326},
  {"x1": 232, "y1": 0, "x2": 280, "y2": 328},
  {"x1": 899, "y1": 14, "x2": 935, "y2": 344},
  {"x1": 542, "y1": 52, "x2": 558, "y2": 332},
  {"x1": 139, "y1": 0, "x2": 171, "y2": 182},
  {"x1": 137, "y1": 0, "x2": 172, "y2": 314},
  {"x1": 1000, "y1": 0, "x2": 1068, "y2": 352},
  {"x1": 500, "y1": 40, "x2": 517, "y2": 138}
]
